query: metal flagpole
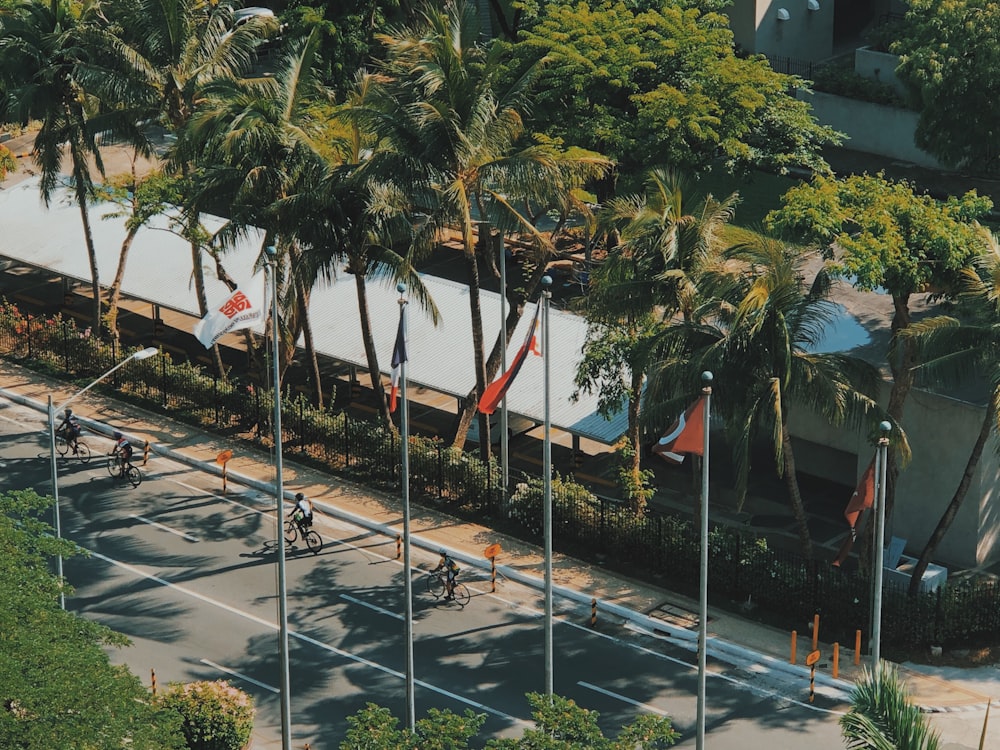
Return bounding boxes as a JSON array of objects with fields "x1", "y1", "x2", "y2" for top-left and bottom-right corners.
[
  {"x1": 398, "y1": 283, "x2": 416, "y2": 732},
  {"x1": 871, "y1": 420, "x2": 891, "y2": 675},
  {"x1": 696, "y1": 371, "x2": 713, "y2": 750},
  {"x1": 541, "y1": 275, "x2": 553, "y2": 698},
  {"x1": 265, "y1": 246, "x2": 292, "y2": 750},
  {"x1": 499, "y1": 236, "x2": 509, "y2": 490}
]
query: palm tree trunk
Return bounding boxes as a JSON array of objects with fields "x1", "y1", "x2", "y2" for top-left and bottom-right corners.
[
  {"x1": 107, "y1": 225, "x2": 139, "y2": 344},
  {"x1": 626, "y1": 366, "x2": 644, "y2": 513},
  {"x1": 781, "y1": 420, "x2": 813, "y2": 559},
  {"x1": 353, "y1": 266, "x2": 392, "y2": 426},
  {"x1": 71, "y1": 158, "x2": 102, "y2": 335},
  {"x1": 287, "y1": 244, "x2": 322, "y2": 408},
  {"x1": 190, "y1": 231, "x2": 226, "y2": 378},
  {"x1": 908, "y1": 398, "x2": 996, "y2": 596},
  {"x1": 456, "y1": 248, "x2": 491, "y2": 463}
]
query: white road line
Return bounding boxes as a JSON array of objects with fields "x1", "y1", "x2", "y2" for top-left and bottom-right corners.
[
  {"x1": 88, "y1": 550, "x2": 523, "y2": 723},
  {"x1": 201, "y1": 659, "x2": 279, "y2": 693},
  {"x1": 577, "y1": 681, "x2": 671, "y2": 716},
  {"x1": 340, "y1": 594, "x2": 403, "y2": 621},
  {"x1": 130, "y1": 514, "x2": 199, "y2": 542}
]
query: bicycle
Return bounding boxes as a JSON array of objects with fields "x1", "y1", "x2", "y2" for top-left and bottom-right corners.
[
  {"x1": 283, "y1": 518, "x2": 323, "y2": 554},
  {"x1": 106, "y1": 453, "x2": 142, "y2": 488},
  {"x1": 424, "y1": 571, "x2": 470, "y2": 606},
  {"x1": 55, "y1": 433, "x2": 91, "y2": 463}
]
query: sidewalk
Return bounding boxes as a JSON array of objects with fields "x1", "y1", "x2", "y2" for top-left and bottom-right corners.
[{"x1": 2, "y1": 358, "x2": 997, "y2": 748}]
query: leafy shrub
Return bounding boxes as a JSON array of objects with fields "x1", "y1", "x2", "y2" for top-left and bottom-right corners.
[
  {"x1": 157, "y1": 680, "x2": 254, "y2": 750},
  {"x1": 811, "y1": 65, "x2": 906, "y2": 108}
]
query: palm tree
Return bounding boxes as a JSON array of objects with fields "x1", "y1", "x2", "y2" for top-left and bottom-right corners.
[
  {"x1": 357, "y1": 0, "x2": 608, "y2": 458},
  {"x1": 577, "y1": 169, "x2": 738, "y2": 510},
  {"x1": 841, "y1": 663, "x2": 940, "y2": 750},
  {"x1": 0, "y1": 1, "x2": 112, "y2": 333},
  {"x1": 649, "y1": 238, "x2": 883, "y2": 558},
  {"x1": 902, "y1": 228, "x2": 1000, "y2": 595}
]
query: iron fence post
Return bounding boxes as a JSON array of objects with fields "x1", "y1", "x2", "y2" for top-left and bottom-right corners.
[
  {"x1": 160, "y1": 353, "x2": 167, "y2": 407},
  {"x1": 62, "y1": 319, "x2": 68, "y2": 373}
]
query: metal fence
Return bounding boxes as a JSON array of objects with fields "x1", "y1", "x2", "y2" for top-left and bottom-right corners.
[{"x1": 1, "y1": 303, "x2": 997, "y2": 649}]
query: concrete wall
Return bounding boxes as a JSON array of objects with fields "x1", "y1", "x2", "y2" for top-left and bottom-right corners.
[
  {"x1": 791, "y1": 381, "x2": 1000, "y2": 569},
  {"x1": 854, "y1": 47, "x2": 906, "y2": 96},
  {"x1": 728, "y1": 0, "x2": 833, "y2": 62},
  {"x1": 799, "y1": 90, "x2": 946, "y2": 169}
]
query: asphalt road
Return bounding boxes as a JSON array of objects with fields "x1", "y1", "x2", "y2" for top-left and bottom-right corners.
[{"x1": 0, "y1": 397, "x2": 851, "y2": 749}]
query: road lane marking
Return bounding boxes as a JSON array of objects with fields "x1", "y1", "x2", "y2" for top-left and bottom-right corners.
[
  {"x1": 340, "y1": 594, "x2": 403, "y2": 621},
  {"x1": 577, "y1": 681, "x2": 670, "y2": 716},
  {"x1": 130, "y1": 514, "x2": 199, "y2": 542},
  {"x1": 200, "y1": 659, "x2": 279, "y2": 693},
  {"x1": 87, "y1": 550, "x2": 524, "y2": 724}
]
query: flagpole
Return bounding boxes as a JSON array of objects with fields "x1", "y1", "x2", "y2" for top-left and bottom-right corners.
[
  {"x1": 696, "y1": 371, "x2": 713, "y2": 750},
  {"x1": 499, "y1": 236, "x2": 509, "y2": 490},
  {"x1": 396, "y1": 283, "x2": 415, "y2": 731},
  {"x1": 541, "y1": 275, "x2": 553, "y2": 699},
  {"x1": 871, "y1": 421, "x2": 891, "y2": 675},
  {"x1": 265, "y1": 246, "x2": 292, "y2": 750}
]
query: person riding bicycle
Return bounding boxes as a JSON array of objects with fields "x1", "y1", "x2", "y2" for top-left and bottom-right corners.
[
  {"x1": 289, "y1": 492, "x2": 313, "y2": 531},
  {"x1": 109, "y1": 430, "x2": 134, "y2": 477},
  {"x1": 57, "y1": 408, "x2": 83, "y2": 453},
  {"x1": 433, "y1": 549, "x2": 461, "y2": 600}
]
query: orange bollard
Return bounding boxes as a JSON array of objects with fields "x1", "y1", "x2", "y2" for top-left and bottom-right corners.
[
  {"x1": 222, "y1": 464, "x2": 227, "y2": 494},
  {"x1": 396, "y1": 534, "x2": 401, "y2": 560},
  {"x1": 854, "y1": 630, "x2": 862, "y2": 666},
  {"x1": 790, "y1": 630, "x2": 798, "y2": 664},
  {"x1": 833, "y1": 642, "x2": 840, "y2": 679},
  {"x1": 591, "y1": 598, "x2": 598, "y2": 627},
  {"x1": 811, "y1": 613, "x2": 820, "y2": 651}
]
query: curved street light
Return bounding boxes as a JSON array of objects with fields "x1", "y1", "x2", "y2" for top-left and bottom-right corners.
[{"x1": 48, "y1": 346, "x2": 159, "y2": 608}]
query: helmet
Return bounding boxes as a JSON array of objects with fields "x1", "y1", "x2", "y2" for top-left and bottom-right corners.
[
  {"x1": 64, "y1": 408, "x2": 72, "y2": 416},
  {"x1": 113, "y1": 430, "x2": 122, "y2": 440},
  {"x1": 295, "y1": 492, "x2": 304, "y2": 501},
  {"x1": 439, "y1": 549, "x2": 447, "y2": 556}
]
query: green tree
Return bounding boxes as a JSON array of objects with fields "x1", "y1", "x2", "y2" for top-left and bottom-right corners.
[
  {"x1": 840, "y1": 663, "x2": 940, "y2": 750},
  {"x1": 577, "y1": 169, "x2": 737, "y2": 510},
  {"x1": 649, "y1": 238, "x2": 882, "y2": 558},
  {"x1": 157, "y1": 680, "x2": 254, "y2": 750},
  {"x1": 892, "y1": 0, "x2": 1000, "y2": 174},
  {"x1": 339, "y1": 703, "x2": 485, "y2": 749},
  {"x1": 766, "y1": 173, "x2": 991, "y2": 528},
  {"x1": 0, "y1": 489, "x2": 185, "y2": 749},
  {"x1": 901, "y1": 229, "x2": 1000, "y2": 595},
  {"x1": 486, "y1": 692, "x2": 678, "y2": 749},
  {"x1": 0, "y1": 143, "x2": 15, "y2": 179},
  {"x1": 0, "y1": 0, "x2": 114, "y2": 333},
  {"x1": 508, "y1": 1, "x2": 838, "y2": 202},
  {"x1": 361, "y1": 0, "x2": 608, "y2": 455}
]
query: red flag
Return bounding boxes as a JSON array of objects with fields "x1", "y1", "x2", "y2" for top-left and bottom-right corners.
[
  {"x1": 478, "y1": 304, "x2": 541, "y2": 415},
  {"x1": 388, "y1": 306, "x2": 406, "y2": 413},
  {"x1": 832, "y1": 458, "x2": 876, "y2": 567},
  {"x1": 652, "y1": 397, "x2": 705, "y2": 464}
]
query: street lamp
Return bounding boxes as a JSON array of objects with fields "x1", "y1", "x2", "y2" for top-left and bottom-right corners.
[{"x1": 48, "y1": 346, "x2": 159, "y2": 609}]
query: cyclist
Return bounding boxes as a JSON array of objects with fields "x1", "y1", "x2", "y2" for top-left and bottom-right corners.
[
  {"x1": 56, "y1": 408, "x2": 82, "y2": 454},
  {"x1": 289, "y1": 492, "x2": 313, "y2": 531},
  {"x1": 433, "y1": 549, "x2": 461, "y2": 600},
  {"x1": 109, "y1": 430, "x2": 134, "y2": 477}
]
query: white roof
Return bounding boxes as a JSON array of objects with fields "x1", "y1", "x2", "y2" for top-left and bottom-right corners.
[{"x1": 0, "y1": 178, "x2": 626, "y2": 443}]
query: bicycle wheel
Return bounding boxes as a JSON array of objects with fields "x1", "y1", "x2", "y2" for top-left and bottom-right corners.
[
  {"x1": 452, "y1": 583, "x2": 471, "y2": 607},
  {"x1": 106, "y1": 455, "x2": 121, "y2": 477},
  {"x1": 283, "y1": 520, "x2": 298, "y2": 545},
  {"x1": 304, "y1": 529, "x2": 323, "y2": 555},
  {"x1": 425, "y1": 573, "x2": 445, "y2": 598},
  {"x1": 76, "y1": 441, "x2": 92, "y2": 464},
  {"x1": 125, "y1": 465, "x2": 142, "y2": 488},
  {"x1": 55, "y1": 434, "x2": 69, "y2": 456}
]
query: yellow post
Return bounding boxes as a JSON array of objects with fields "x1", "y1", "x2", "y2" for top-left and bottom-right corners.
[
  {"x1": 222, "y1": 464, "x2": 227, "y2": 494},
  {"x1": 854, "y1": 629, "x2": 862, "y2": 666},
  {"x1": 151, "y1": 668, "x2": 157, "y2": 696},
  {"x1": 143, "y1": 440, "x2": 150, "y2": 466},
  {"x1": 833, "y1": 642, "x2": 840, "y2": 679},
  {"x1": 491, "y1": 556, "x2": 496, "y2": 593},
  {"x1": 790, "y1": 630, "x2": 797, "y2": 664},
  {"x1": 811, "y1": 613, "x2": 820, "y2": 651},
  {"x1": 396, "y1": 534, "x2": 402, "y2": 560}
]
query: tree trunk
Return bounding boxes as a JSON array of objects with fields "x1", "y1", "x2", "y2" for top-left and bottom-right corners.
[
  {"x1": 625, "y1": 366, "x2": 644, "y2": 513},
  {"x1": 908, "y1": 399, "x2": 996, "y2": 596},
  {"x1": 296, "y1": 274, "x2": 323, "y2": 409},
  {"x1": 353, "y1": 264, "x2": 392, "y2": 426},
  {"x1": 781, "y1": 420, "x2": 813, "y2": 559},
  {"x1": 106, "y1": 225, "x2": 139, "y2": 344},
  {"x1": 454, "y1": 243, "x2": 491, "y2": 463},
  {"x1": 72, "y1": 159, "x2": 102, "y2": 336},
  {"x1": 190, "y1": 227, "x2": 225, "y2": 378}
]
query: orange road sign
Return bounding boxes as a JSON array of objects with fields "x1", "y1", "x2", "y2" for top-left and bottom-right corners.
[
  {"x1": 216, "y1": 449, "x2": 233, "y2": 465},
  {"x1": 806, "y1": 650, "x2": 821, "y2": 666},
  {"x1": 483, "y1": 543, "x2": 501, "y2": 559}
]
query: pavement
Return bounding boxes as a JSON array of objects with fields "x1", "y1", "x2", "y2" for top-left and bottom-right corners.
[{"x1": 3, "y1": 358, "x2": 1000, "y2": 749}]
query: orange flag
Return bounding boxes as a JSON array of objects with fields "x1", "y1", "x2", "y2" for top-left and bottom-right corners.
[
  {"x1": 832, "y1": 458, "x2": 876, "y2": 567},
  {"x1": 652, "y1": 397, "x2": 705, "y2": 464}
]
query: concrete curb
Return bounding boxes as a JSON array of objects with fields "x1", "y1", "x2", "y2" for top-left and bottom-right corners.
[{"x1": 4, "y1": 385, "x2": 854, "y2": 701}]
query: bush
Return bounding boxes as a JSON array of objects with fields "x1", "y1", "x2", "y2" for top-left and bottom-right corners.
[
  {"x1": 811, "y1": 64, "x2": 906, "y2": 108},
  {"x1": 157, "y1": 680, "x2": 255, "y2": 750}
]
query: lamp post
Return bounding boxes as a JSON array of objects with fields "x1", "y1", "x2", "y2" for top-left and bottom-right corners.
[
  {"x1": 541, "y1": 275, "x2": 553, "y2": 698},
  {"x1": 48, "y1": 346, "x2": 159, "y2": 609},
  {"x1": 871, "y1": 421, "x2": 892, "y2": 675}
]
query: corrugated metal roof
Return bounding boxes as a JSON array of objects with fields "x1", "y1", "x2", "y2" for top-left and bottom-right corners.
[{"x1": 0, "y1": 178, "x2": 627, "y2": 443}]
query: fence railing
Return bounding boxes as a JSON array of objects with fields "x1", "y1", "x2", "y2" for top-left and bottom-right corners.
[{"x1": 1, "y1": 300, "x2": 995, "y2": 649}]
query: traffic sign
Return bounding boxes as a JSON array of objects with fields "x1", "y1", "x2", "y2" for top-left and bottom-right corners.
[
  {"x1": 216, "y1": 449, "x2": 233, "y2": 465},
  {"x1": 483, "y1": 543, "x2": 501, "y2": 559},
  {"x1": 806, "y1": 649, "x2": 821, "y2": 666}
]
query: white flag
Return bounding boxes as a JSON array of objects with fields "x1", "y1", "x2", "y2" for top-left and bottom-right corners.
[{"x1": 193, "y1": 288, "x2": 264, "y2": 349}]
